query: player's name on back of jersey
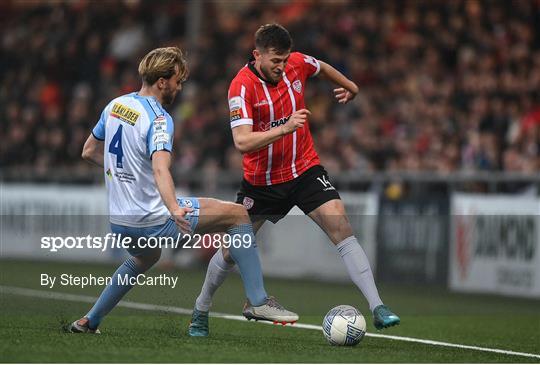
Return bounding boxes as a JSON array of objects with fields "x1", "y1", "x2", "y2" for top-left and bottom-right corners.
[{"x1": 40, "y1": 273, "x2": 178, "y2": 289}]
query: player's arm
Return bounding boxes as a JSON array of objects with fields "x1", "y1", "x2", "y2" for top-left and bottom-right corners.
[
  {"x1": 82, "y1": 134, "x2": 104, "y2": 167},
  {"x1": 318, "y1": 61, "x2": 359, "y2": 104},
  {"x1": 152, "y1": 151, "x2": 180, "y2": 213},
  {"x1": 152, "y1": 151, "x2": 192, "y2": 233},
  {"x1": 84, "y1": 106, "x2": 109, "y2": 167},
  {"x1": 232, "y1": 110, "x2": 310, "y2": 154},
  {"x1": 229, "y1": 80, "x2": 310, "y2": 153}
]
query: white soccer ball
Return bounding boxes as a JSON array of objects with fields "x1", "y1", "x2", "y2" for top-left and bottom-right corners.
[{"x1": 322, "y1": 305, "x2": 366, "y2": 346}]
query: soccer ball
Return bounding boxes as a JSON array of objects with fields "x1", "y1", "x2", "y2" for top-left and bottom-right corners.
[{"x1": 322, "y1": 305, "x2": 366, "y2": 346}]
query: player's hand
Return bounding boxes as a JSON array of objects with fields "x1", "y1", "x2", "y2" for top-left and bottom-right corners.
[
  {"x1": 171, "y1": 207, "x2": 194, "y2": 234},
  {"x1": 334, "y1": 87, "x2": 357, "y2": 104},
  {"x1": 282, "y1": 109, "x2": 311, "y2": 135}
]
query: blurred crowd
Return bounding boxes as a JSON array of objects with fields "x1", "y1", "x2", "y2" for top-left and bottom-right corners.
[{"x1": 1, "y1": 0, "x2": 539, "y2": 181}]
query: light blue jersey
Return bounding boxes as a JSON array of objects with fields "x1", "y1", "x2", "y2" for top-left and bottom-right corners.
[{"x1": 93, "y1": 92, "x2": 175, "y2": 227}]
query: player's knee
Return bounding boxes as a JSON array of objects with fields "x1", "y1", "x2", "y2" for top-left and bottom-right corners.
[
  {"x1": 136, "y1": 248, "x2": 161, "y2": 269},
  {"x1": 332, "y1": 226, "x2": 354, "y2": 244},
  {"x1": 221, "y1": 247, "x2": 234, "y2": 264},
  {"x1": 231, "y1": 203, "x2": 250, "y2": 224},
  {"x1": 149, "y1": 251, "x2": 161, "y2": 265},
  {"x1": 324, "y1": 216, "x2": 353, "y2": 244}
]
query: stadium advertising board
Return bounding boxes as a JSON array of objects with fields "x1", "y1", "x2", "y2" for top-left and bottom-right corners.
[
  {"x1": 256, "y1": 192, "x2": 379, "y2": 282},
  {"x1": 1, "y1": 185, "x2": 378, "y2": 282},
  {"x1": 376, "y1": 194, "x2": 449, "y2": 284},
  {"x1": 1, "y1": 184, "x2": 112, "y2": 262},
  {"x1": 450, "y1": 194, "x2": 540, "y2": 298}
]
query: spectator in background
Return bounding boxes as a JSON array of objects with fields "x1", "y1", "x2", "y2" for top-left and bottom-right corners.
[{"x1": 1, "y1": 0, "x2": 539, "y2": 181}]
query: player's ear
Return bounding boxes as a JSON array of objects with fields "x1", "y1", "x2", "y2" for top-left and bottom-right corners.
[
  {"x1": 253, "y1": 49, "x2": 261, "y2": 60},
  {"x1": 156, "y1": 77, "x2": 166, "y2": 90}
]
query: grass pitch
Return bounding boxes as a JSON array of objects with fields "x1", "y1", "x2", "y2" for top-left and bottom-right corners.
[{"x1": 0, "y1": 259, "x2": 539, "y2": 363}]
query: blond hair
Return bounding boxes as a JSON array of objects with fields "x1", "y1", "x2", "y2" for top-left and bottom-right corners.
[{"x1": 138, "y1": 47, "x2": 188, "y2": 85}]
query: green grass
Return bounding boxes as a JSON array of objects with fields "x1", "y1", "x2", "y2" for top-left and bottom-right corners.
[{"x1": 1, "y1": 259, "x2": 539, "y2": 363}]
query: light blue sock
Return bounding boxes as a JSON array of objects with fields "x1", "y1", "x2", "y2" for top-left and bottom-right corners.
[
  {"x1": 86, "y1": 257, "x2": 142, "y2": 329},
  {"x1": 226, "y1": 224, "x2": 267, "y2": 306}
]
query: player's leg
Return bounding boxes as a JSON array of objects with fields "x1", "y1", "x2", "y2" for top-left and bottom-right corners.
[
  {"x1": 189, "y1": 219, "x2": 265, "y2": 337},
  {"x1": 308, "y1": 199, "x2": 382, "y2": 303},
  {"x1": 296, "y1": 166, "x2": 399, "y2": 329},
  {"x1": 194, "y1": 220, "x2": 265, "y2": 314},
  {"x1": 194, "y1": 198, "x2": 268, "y2": 307},
  {"x1": 188, "y1": 197, "x2": 297, "y2": 336},
  {"x1": 70, "y1": 243, "x2": 161, "y2": 333},
  {"x1": 308, "y1": 199, "x2": 399, "y2": 329}
]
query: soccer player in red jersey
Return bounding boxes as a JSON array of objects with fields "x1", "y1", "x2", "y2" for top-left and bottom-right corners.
[{"x1": 189, "y1": 24, "x2": 399, "y2": 336}]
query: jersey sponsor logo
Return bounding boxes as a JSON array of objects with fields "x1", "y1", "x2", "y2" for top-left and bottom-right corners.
[
  {"x1": 111, "y1": 102, "x2": 140, "y2": 126},
  {"x1": 292, "y1": 79, "x2": 302, "y2": 93},
  {"x1": 243, "y1": 197, "x2": 254, "y2": 210},
  {"x1": 153, "y1": 115, "x2": 167, "y2": 131},
  {"x1": 229, "y1": 96, "x2": 242, "y2": 111},
  {"x1": 317, "y1": 175, "x2": 335, "y2": 191},
  {"x1": 270, "y1": 115, "x2": 291, "y2": 128},
  {"x1": 114, "y1": 171, "x2": 136, "y2": 184},
  {"x1": 153, "y1": 132, "x2": 170, "y2": 145},
  {"x1": 230, "y1": 108, "x2": 242, "y2": 122}
]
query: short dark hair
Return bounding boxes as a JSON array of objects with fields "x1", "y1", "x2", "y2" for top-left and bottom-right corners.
[{"x1": 255, "y1": 24, "x2": 293, "y2": 54}]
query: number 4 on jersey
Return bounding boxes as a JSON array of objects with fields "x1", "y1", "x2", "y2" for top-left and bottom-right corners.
[{"x1": 109, "y1": 125, "x2": 124, "y2": 168}]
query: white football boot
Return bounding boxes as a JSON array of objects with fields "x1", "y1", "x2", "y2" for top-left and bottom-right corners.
[{"x1": 243, "y1": 296, "x2": 299, "y2": 325}]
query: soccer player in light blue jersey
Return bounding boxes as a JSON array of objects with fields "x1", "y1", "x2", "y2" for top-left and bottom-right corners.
[{"x1": 70, "y1": 47, "x2": 297, "y2": 335}]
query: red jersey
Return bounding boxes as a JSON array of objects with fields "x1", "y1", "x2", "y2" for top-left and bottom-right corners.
[{"x1": 228, "y1": 52, "x2": 321, "y2": 186}]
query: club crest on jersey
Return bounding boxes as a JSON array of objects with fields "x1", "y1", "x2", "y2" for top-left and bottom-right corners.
[
  {"x1": 292, "y1": 80, "x2": 302, "y2": 93},
  {"x1": 243, "y1": 197, "x2": 254, "y2": 210}
]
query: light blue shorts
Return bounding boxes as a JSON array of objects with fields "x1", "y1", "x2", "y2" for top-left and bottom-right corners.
[{"x1": 111, "y1": 197, "x2": 200, "y2": 257}]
